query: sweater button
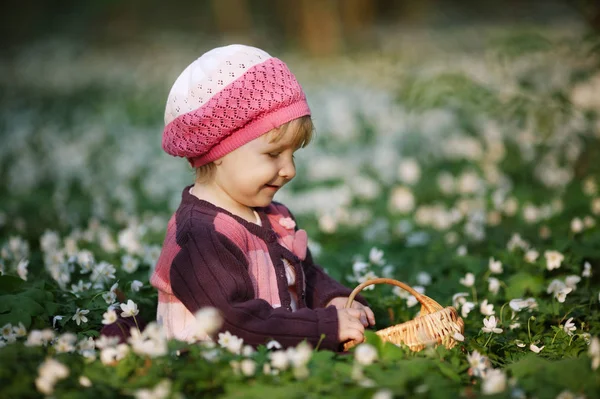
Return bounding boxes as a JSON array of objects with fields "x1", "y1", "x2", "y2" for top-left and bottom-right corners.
[{"x1": 267, "y1": 232, "x2": 277, "y2": 243}]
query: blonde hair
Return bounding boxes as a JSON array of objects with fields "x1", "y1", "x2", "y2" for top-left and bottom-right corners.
[{"x1": 195, "y1": 115, "x2": 314, "y2": 183}]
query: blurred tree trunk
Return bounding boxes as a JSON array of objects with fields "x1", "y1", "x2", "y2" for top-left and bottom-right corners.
[
  {"x1": 211, "y1": 0, "x2": 252, "y2": 35},
  {"x1": 296, "y1": 0, "x2": 343, "y2": 56}
]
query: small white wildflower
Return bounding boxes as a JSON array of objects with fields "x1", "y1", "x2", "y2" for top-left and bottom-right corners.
[
  {"x1": 270, "y1": 350, "x2": 290, "y2": 370},
  {"x1": 582, "y1": 262, "x2": 592, "y2": 278},
  {"x1": 131, "y1": 280, "x2": 143, "y2": 292},
  {"x1": 514, "y1": 340, "x2": 526, "y2": 348},
  {"x1": 266, "y1": 339, "x2": 282, "y2": 350},
  {"x1": 72, "y1": 309, "x2": 90, "y2": 326},
  {"x1": 555, "y1": 287, "x2": 572, "y2": 303},
  {"x1": 584, "y1": 215, "x2": 596, "y2": 228},
  {"x1": 1, "y1": 323, "x2": 13, "y2": 339},
  {"x1": 120, "y1": 300, "x2": 139, "y2": 318},
  {"x1": 544, "y1": 250, "x2": 564, "y2": 271},
  {"x1": 565, "y1": 275, "x2": 581, "y2": 291},
  {"x1": 368, "y1": 247, "x2": 385, "y2": 265},
  {"x1": 457, "y1": 245, "x2": 468, "y2": 256},
  {"x1": 481, "y1": 368, "x2": 507, "y2": 395},
  {"x1": 217, "y1": 331, "x2": 243, "y2": 354},
  {"x1": 416, "y1": 271, "x2": 432, "y2": 286},
  {"x1": 193, "y1": 307, "x2": 223, "y2": 338},
  {"x1": 524, "y1": 249, "x2": 539, "y2": 263},
  {"x1": 571, "y1": 217, "x2": 584, "y2": 233},
  {"x1": 562, "y1": 317, "x2": 576, "y2": 336},
  {"x1": 547, "y1": 279, "x2": 567, "y2": 295},
  {"x1": 461, "y1": 301, "x2": 476, "y2": 318},
  {"x1": 79, "y1": 375, "x2": 92, "y2": 387},
  {"x1": 121, "y1": 254, "x2": 140, "y2": 274},
  {"x1": 509, "y1": 298, "x2": 537, "y2": 312},
  {"x1": 488, "y1": 257, "x2": 503, "y2": 274},
  {"x1": 488, "y1": 277, "x2": 500, "y2": 295},
  {"x1": 480, "y1": 299, "x2": 495, "y2": 316},
  {"x1": 482, "y1": 316, "x2": 502, "y2": 334},
  {"x1": 467, "y1": 350, "x2": 491, "y2": 378},
  {"x1": 101, "y1": 310, "x2": 118, "y2": 325},
  {"x1": 592, "y1": 198, "x2": 600, "y2": 215},
  {"x1": 354, "y1": 343, "x2": 378, "y2": 366},
  {"x1": 459, "y1": 272, "x2": 475, "y2": 287},
  {"x1": 17, "y1": 259, "x2": 28, "y2": 281},
  {"x1": 529, "y1": 343, "x2": 544, "y2": 353},
  {"x1": 239, "y1": 359, "x2": 256, "y2": 377},
  {"x1": 12, "y1": 322, "x2": 26, "y2": 337},
  {"x1": 452, "y1": 292, "x2": 469, "y2": 308}
]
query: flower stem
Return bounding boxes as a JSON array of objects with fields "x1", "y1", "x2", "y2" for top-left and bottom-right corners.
[
  {"x1": 132, "y1": 315, "x2": 140, "y2": 334},
  {"x1": 550, "y1": 329, "x2": 560, "y2": 345},
  {"x1": 498, "y1": 303, "x2": 508, "y2": 324},
  {"x1": 527, "y1": 316, "x2": 534, "y2": 343},
  {"x1": 471, "y1": 286, "x2": 478, "y2": 306},
  {"x1": 483, "y1": 333, "x2": 493, "y2": 348}
]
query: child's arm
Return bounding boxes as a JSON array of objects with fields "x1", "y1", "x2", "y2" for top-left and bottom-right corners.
[{"x1": 169, "y1": 226, "x2": 346, "y2": 350}]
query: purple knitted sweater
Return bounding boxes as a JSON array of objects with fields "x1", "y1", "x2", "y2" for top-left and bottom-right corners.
[{"x1": 150, "y1": 185, "x2": 366, "y2": 351}]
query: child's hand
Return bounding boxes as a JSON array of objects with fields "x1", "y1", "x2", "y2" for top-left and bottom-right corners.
[
  {"x1": 337, "y1": 308, "x2": 366, "y2": 343},
  {"x1": 327, "y1": 297, "x2": 376, "y2": 327}
]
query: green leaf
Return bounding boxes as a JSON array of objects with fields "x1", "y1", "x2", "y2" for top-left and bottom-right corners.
[
  {"x1": 0, "y1": 275, "x2": 26, "y2": 293},
  {"x1": 505, "y1": 272, "x2": 544, "y2": 298}
]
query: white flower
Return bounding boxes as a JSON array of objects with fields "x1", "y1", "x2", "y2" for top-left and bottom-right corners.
[
  {"x1": 592, "y1": 198, "x2": 600, "y2": 215},
  {"x1": 453, "y1": 332, "x2": 465, "y2": 342},
  {"x1": 95, "y1": 335, "x2": 120, "y2": 350},
  {"x1": 509, "y1": 298, "x2": 537, "y2": 312},
  {"x1": 482, "y1": 316, "x2": 503, "y2": 334},
  {"x1": 35, "y1": 358, "x2": 70, "y2": 395},
  {"x1": 452, "y1": 292, "x2": 469, "y2": 308},
  {"x1": 461, "y1": 301, "x2": 476, "y2": 318},
  {"x1": 571, "y1": 217, "x2": 584, "y2": 233},
  {"x1": 457, "y1": 245, "x2": 468, "y2": 256},
  {"x1": 72, "y1": 309, "x2": 90, "y2": 326},
  {"x1": 266, "y1": 340, "x2": 282, "y2": 350},
  {"x1": 120, "y1": 300, "x2": 139, "y2": 318},
  {"x1": 368, "y1": 247, "x2": 385, "y2": 265},
  {"x1": 507, "y1": 233, "x2": 529, "y2": 252},
  {"x1": 481, "y1": 368, "x2": 506, "y2": 395},
  {"x1": 17, "y1": 259, "x2": 28, "y2": 281},
  {"x1": 459, "y1": 272, "x2": 475, "y2": 287},
  {"x1": 12, "y1": 322, "x2": 26, "y2": 337},
  {"x1": 524, "y1": 250, "x2": 539, "y2": 263},
  {"x1": 121, "y1": 254, "x2": 140, "y2": 274},
  {"x1": 133, "y1": 379, "x2": 171, "y2": 399},
  {"x1": 239, "y1": 358, "x2": 256, "y2": 377},
  {"x1": 372, "y1": 389, "x2": 393, "y2": 399},
  {"x1": 287, "y1": 341, "x2": 312, "y2": 368},
  {"x1": 416, "y1": 271, "x2": 432, "y2": 286},
  {"x1": 397, "y1": 158, "x2": 421, "y2": 185},
  {"x1": 562, "y1": 317, "x2": 576, "y2": 336},
  {"x1": 102, "y1": 290, "x2": 117, "y2": 305},
  {"x1": 354, "y1": 343, "x2": 378, "y2": 366},
  {"x1": 529, "y1": 343, "x2": 544, "y2": 353},
  {"x1": 547, "y1": 279, "x2": 567, "y2": 295},
  {"x1": 79, "y1": 376, "x2": 92, "y2": 387},
  {"x1": 389, "y1": 186, "x2": 415, "y2": 213},
  {"x1": 555, "y1": 287, "x2": 572, "y2": 303},
  {"x1": 585, "y1": 215, "x2": 597, "y2": 228},
  {"x1": 514, "y1": 340, "x2": 526, "y2": 348},
  {"x1": 102, "y1": 310, "x2": 118, "y2": 325},
  {"x1": 193, "y1": 307, "x2": 223, "y2": 338},
  {"x1": 131, "y1": 280, "x2": 143, "y2": 292},
  {"x1": 1, "y1": 323, "x2": 13, "y2": 339},
  {"x1": 217, "y1": 331, "x2": 243, "y2": 354},
  {"x1": 565, "y1": 275, "x2": 581, "y2": 291},
  {"x1": 480, "y1": 299, "x2": 495, "y2": 316},
  {"x1": 544, "y1": 250, "x2": 564, "y2": 271},
  {"x1": 467, "y1": 350, "x2": 491, "y2": 378},
  {"x1": 270, "y1": 350, "x2": 290, "y2": 370},
  {"x1": 582, "y1": 262, "x2": 592, "y2": 278},
  {"x1": 487, "y1": 277, "x2": 500, "y2": 295},
  {"x1": 488, "y1": 257, "x2": 503, "y2": 274}
]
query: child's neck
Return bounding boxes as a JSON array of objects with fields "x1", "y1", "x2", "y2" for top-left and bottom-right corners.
[{"x1": 190, "y1": 183, "x2": 258, "y2": 224}]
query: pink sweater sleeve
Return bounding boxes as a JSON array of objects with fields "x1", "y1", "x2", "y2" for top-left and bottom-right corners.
[{"x1": 169, "y1": 226, "x2": 342, "y2": 351}]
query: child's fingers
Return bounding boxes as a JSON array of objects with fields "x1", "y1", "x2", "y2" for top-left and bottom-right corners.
[
  {"x1": 364, "y1": 307, "x2": 376, "y2": 326},
  {"x1": 344, "y1": 327, "x2": 365, "y2": 343}
]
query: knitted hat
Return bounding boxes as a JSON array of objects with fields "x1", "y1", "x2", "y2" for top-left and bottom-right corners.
[{"x1": 162, "y1": 44, "x2": 311, "y2": 167}]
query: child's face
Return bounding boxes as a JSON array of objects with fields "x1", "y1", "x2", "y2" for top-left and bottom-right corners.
[{"x1": 212, "y1": 122, "x2": 301, "y2": 211}]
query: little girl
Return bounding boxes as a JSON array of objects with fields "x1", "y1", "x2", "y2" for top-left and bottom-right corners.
[{"x1": 150, "y1": 44, "x2": 375, "y2": 351}]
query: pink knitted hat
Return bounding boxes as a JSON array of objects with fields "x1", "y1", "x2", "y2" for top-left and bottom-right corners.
[{"x1": 162, "y1": 44, "x2": 311, "y2": 167}]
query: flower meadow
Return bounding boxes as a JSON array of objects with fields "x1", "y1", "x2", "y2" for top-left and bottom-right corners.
[{"x1": 1, "y1": 27, "x2": 600, "y2": 398}]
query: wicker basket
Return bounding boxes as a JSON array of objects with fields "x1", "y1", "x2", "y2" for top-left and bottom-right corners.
[{"x1": 343, "y1": 278, "x2": 465, "y2": 352}]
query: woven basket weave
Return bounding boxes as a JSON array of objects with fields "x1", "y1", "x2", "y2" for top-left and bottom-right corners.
[{"x1": 343, "y1": 278, "x2": 465, "y2": 352}]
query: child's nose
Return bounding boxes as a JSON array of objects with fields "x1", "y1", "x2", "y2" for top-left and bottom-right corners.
[{"x1": 278, "y1": 158, "x2": 296, "y2": 180}]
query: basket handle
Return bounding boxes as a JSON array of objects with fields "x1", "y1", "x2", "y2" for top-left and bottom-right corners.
[{"x1": 345, "y1": 277, "x2": 442, "y2": 315}]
